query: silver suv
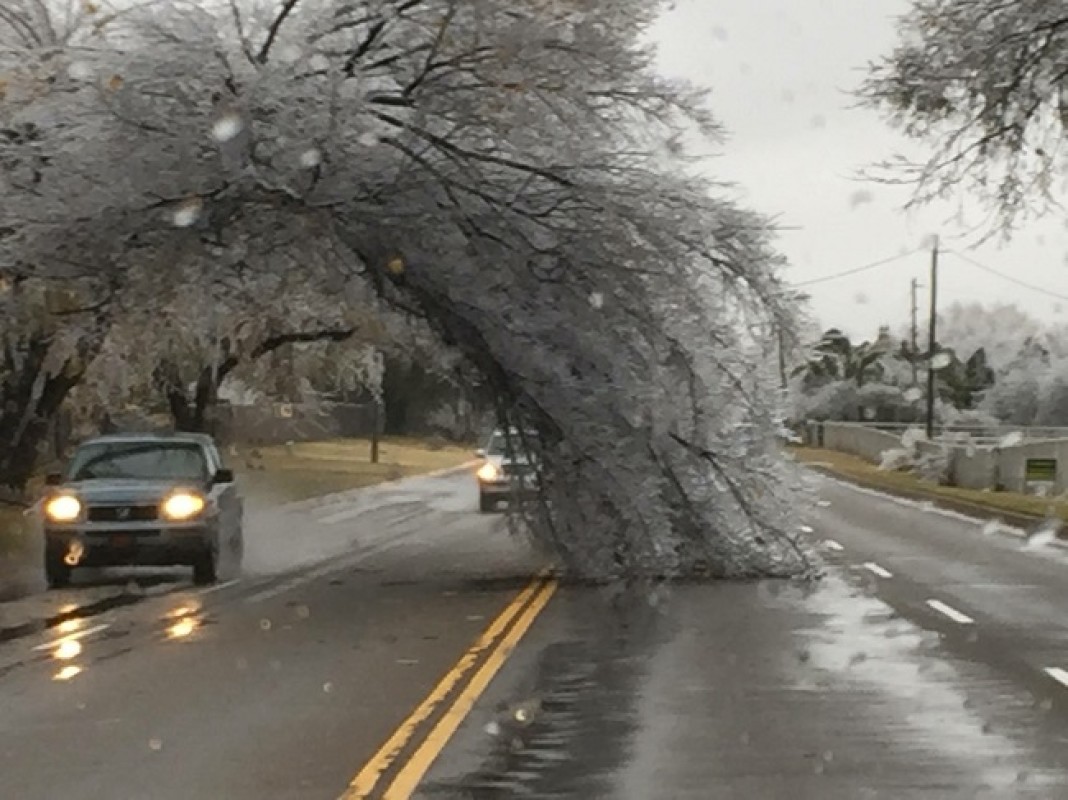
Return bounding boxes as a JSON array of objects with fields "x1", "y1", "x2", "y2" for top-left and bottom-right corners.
[{"x1": 40, "y1": 433, "x2": 244, "y2": 588}]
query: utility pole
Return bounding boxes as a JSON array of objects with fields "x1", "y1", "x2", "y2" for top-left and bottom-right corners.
[
  {"x1": 925, "y1": 237, "x2": 939, "y2": 440},
  {"x1": 909, "y1": 278, "x2": 920, "y2": 388}
]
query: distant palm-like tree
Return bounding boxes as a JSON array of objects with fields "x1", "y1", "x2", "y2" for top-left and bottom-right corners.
[{"x1": 793, "y1": 328, "x2": 890, "y2": 389}]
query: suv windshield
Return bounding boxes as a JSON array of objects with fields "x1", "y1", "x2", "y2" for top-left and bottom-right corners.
[
  {"x1": 486, "y1": 431, "x2": 537, "y2": 458},
  {"x1": 67, "y1": 441, "x2": 209, "y2": 482}
]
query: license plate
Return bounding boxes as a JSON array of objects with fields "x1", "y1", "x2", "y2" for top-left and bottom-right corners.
[{"x1": 111, "y1": 534, "x2": 134, "y2": 547}]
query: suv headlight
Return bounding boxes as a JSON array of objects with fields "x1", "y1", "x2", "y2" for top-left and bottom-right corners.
[
  {"x1": 162, "y1": 492, "x2": 206, "y2": 520},
  {"x1": 477, "y1": 462, "x2": 499, "y2": 482},
  {"x1": 44, "y1": 495, "x2": 82, "y2": 522}
]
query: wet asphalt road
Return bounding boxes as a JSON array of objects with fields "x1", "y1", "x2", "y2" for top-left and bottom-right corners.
[
  {"x1": 419, "y1": 473, "x2": 1068, "y2": 799},
  {"x1": 0, "y1": 470, "x2": 540, "y2": 800},
  {"x1": 5, "y1": 468, "x2": 1068, "y2": 798}
]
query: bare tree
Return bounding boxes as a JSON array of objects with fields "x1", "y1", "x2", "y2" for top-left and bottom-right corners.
[{"x1": 860, "y1": 0, "x2": 1068, "y2": 232}]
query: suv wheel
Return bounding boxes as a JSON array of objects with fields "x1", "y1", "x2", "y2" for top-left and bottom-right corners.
[
  {"x1": 192, "y1": 545, "x2": 218, "y2": 586},
  {"x1": 45, "y1": 552, "x2": 72, "y2": 589}
]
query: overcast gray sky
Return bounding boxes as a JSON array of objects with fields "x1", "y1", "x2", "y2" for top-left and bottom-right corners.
[{"x1": 652, "y1": 0, "x2": 1068, "y2": 343}]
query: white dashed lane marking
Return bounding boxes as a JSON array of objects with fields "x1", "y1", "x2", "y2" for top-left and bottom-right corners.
[
  {"x1": 1044, "y1": 667, "x2": 1068, "y2": 689},
  {"x1": 862, "y1": 562, "x2": 893, "y2": 579},
  {"x1": 926, "y1": 599, "x2": 974, "y2": 625}
]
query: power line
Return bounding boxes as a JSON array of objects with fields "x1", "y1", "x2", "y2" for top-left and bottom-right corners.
[
  {"x1": 946, "y1": 250, "x2": 1068, "y2": 304},
  {"x1": 791, "y1": 248, "x2": 921, "y2": 287}
]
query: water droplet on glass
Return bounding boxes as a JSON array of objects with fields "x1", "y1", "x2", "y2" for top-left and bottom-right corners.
[
  {"x1": 260, "y1": 618, "x2": 272, "y2": 631},
  {"x1": 323, "y1": 682, "x2": 334, "y2": 693},
  {"x1": 849, "y1": 189, "x2": 873, "y2": 209},
  {"x1": 930, "y1": 352, "x2": 952, "y2": 370},
  {"x1": 295, "y1": 605, "x2": 310, "y2": 619},
  {"x1": 68, "y1": 62, "x2": 93, "y2": 81},
  {"x1": 148, "y1": 738, "x2": 163, "y2": 751},
  {"x1": 589, "y1": 292, "x2": 604, "y2": 309},
  {"x1": 484, "y1": 720, "x2": 501, "y2": 736},
  {"x1": 903, "y1": 387, "x2": 923, "y2": 403},
  {"x1": 299, "y1": 148, "x2": 322, "y2": 168},
  {"x1": 358, "y1": 131, "x2": 380, "y2": 147},
  {"x1": 211, "y1": 113, "x2": 244, "y2": 143},
  {"x1": 799, "y1": 524, "x2": 814, "y2": 534},
  {"x1": 813, "y1": 760, "x2": 825, "y2": 775},
  {"x1": 172, "y1": 198, "x2": 202, "y2": 228}
]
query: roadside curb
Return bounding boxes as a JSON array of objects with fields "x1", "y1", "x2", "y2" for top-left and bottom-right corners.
[{"x1": 806, "y1": 464, "x2": 1068, "y2": 540}]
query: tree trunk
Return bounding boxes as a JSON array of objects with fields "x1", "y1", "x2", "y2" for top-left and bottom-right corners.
[{"x1": 0, "y1": 342, "x2": 87, "y2": 491}]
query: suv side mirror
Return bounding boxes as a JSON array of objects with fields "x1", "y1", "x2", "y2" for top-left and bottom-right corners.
[
  {"x1": 45, "y1": 472, "x2": 63, "y2": 486},
  {"x1": 214, "y1": 468, "x2": 235, "y2": 484},
  {"x1": 475, "y1": 448, "x2": 486, "y2": 459}
]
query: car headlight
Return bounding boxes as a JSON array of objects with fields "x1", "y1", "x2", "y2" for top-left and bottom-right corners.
[
  {"x1": 45, "y1": 495, "x2": 82, "y2": 522},
  {"x1": 477, "y1": 462, "x2": 499, "y2": 482},
  {"x1": 161, "y1": 492, "x2": 206, "y2": 520}
]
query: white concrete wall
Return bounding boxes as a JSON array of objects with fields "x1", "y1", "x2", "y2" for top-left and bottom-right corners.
[
  {"x1": 811, "y1": 422, "x2": 1068, "y2": 494},
  {"x1": 821, "y1": 423, "x2": 902, "y2": 464}
]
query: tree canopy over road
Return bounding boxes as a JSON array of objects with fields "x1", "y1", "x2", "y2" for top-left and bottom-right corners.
[{"x1": 0, "y1": 1, "x2": 813, "y2": 580}]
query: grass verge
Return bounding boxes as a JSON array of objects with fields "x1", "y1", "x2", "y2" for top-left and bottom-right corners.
[
  {"x1": 234, "y1": 436, "x2": 475, "y2": 504},
  {"x1": 0, "y1": 506, "x2": 30, "y2": 561},
  {"x1": 790, "y1": 446, "x2": 1068, "y2": 526}
]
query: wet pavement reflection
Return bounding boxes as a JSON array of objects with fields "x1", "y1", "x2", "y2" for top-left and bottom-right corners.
[{"x1": 422, "y1": 576, "x2": 1068, "y2": 799}]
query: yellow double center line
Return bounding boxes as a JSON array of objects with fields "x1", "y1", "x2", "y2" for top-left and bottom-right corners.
[{"x1": 342, "y1": 573, "x2": 558, "y2": 799}]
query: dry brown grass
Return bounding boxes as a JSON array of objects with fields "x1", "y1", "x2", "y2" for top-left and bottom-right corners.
[
  {"x1": 790, "y1": 446, "x2": 1068, "y2": 521},
  {"x1": 234, "y1": 436, "x2": 475, "y2": 503}
]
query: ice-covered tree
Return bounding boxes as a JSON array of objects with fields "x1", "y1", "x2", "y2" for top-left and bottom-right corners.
[
  {"x1": 1, "y1": 1, "x2": 814, "y2": 579},
  {"x1": 861, "y1": 0, "x2": 1068, "y2": 231}
]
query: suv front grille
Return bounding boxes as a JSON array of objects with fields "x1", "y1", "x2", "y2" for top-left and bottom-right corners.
[{"x1": 86, "y1": 505, "x2": 159, "y2": 523}]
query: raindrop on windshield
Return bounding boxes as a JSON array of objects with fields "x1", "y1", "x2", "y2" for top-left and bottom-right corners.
[
  {"x1": 148, "y1": 738, "x2": 163, "y2": 752},
  {"x1": 299, "y1": 149, "x2": 322, "y2": 168},
  {"x1": 930, "y1": 352, "x2": 952, "y2": 370},
  {"x1": 211, "y1": 113, "x2": 244, "y2": 143},
  {"x1": 849, "y1": 189, "x2": 873, "y2": 209},
  {"x1": 172, "y1": 199, "x2": 202, "y2": 228}
]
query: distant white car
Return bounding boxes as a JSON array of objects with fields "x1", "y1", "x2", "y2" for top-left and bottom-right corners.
[{"x1": 475, "y1": 428, "x2": 539, "y2": 513}]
